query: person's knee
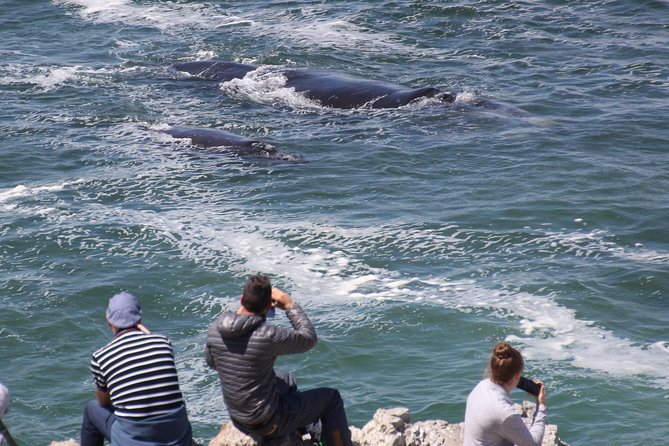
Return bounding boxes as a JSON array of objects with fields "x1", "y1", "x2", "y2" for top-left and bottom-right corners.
[
  {"x1": 84, "y1": 400, "x2": 100, "y2": 417},
  {"x1": 82, "y1": 399, "x2": 113, "y2": 427},
  {"x1": 327, "y1": 388, "x2": 343, "y2": 404}
]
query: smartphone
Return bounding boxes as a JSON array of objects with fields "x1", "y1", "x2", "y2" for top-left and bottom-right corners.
[
  {"x1": 266, "y1": 307, "x2": 276, "y2": 318},
  {"x1": 516, "y1": 376, "x2": 542, "y2": 396}
]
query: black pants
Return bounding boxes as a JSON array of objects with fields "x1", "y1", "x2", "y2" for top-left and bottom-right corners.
[{"x1": 236, "y1": 371, "x2": 352, "y2": 446}]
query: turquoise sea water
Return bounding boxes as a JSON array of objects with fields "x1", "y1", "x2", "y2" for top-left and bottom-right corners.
[{"x1": 1, "y1": 1, "x2": 668, "y2": 444}]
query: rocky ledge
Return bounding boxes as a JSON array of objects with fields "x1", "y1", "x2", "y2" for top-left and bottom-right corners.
[{"x1": 51, "y1": 403, "x2": 568, "y2": 446}]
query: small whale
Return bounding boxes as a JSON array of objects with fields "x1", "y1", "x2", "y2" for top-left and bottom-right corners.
[
  {"x1": 165, "y1": 125, "x2": 302, "y2": 161},
  {"x1": 173, "y1": 61, "x2": 456, "y2": 109}
]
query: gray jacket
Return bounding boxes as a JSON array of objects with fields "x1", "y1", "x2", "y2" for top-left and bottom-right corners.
[{"x1": 205, "y1": 304, "x2": 317, "y2": 426}]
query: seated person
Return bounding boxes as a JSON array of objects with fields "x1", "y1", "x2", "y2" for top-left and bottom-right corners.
[
  {"x1": 205, "y1": 274, "x2": 352, "y2": 446},
  {"x1": 80, "y1": 292, "x2": 193, "y2": 446},
  {"x1": 464, "y1": 341, "x2": 547, "y2": 446}
]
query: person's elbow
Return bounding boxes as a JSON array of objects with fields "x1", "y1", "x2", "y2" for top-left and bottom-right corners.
[
  {"x1": 306, "y1": 332, "x2": 318, "y2": 349},
  {"x1": 205, "y1": 345, "x2": 216, "y2": 369},
  {"x1": 295, "y1": 330, "x2": 317, "y2": 352}
]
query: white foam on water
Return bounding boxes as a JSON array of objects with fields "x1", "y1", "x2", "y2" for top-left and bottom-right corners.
[
  {"x1": 52, "y1": 0, "x2": 438, "y2": 58},
  {"x1": 53, "y1": 0, "x2": 252, "y2": 32},
  {"x1": 0, "y1": 185, "x2": 29, "y2": 203},
  {"x1": 0, "y1": 64, "x2": 129, "y2": 92},
  {"x1": 465, "y1": 287, "x2": 669, "y2": 384},
  {"x1": 454, "y1": 91, "x2": 478, "y2": 104},
  {"x1": 255, "y1": 221, "x2": 669, "y2": 388},
  {"x1": 0, "y1": 65, "x2": 79, "y2": 91},
  {"x1": 239, "y1": 2, "x2": 449, "y2": 59},
  {"x1": 363, "y1": 274, "x2": 669, "y2": 389},
  {"x1": 0, "y1": 181, "x2": 85, "y2": 205},
  {"x1": 260, "y1": 18, "x2": 434, "y2": 58},
  {"x1": 218, "y1": 68, "x2": 327, "y2": 113},
  {"x1": 141, "y1": 217, "x2": 665, "y2": 390},
  {"x1": 7, "y1": 177, "x2": 667, "y2": 391},
  {"x1": 194, "y1": 50, "x2": 217, "y2": 61},
  {"x1": 536, "y1": 228, "x2": 669, "y2": 265},
  {"x1": 27, "y1": 67, "x2": 80, "y2": 91}
]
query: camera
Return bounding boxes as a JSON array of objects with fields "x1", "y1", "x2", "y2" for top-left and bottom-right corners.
[{"x1": 516, "y1": 376, "x2": 542, "y2": 396}]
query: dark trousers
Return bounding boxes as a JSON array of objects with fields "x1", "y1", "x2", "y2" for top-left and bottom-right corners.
[
  {"x1": 80, "y1": 400, "x2": 115, "y2": 446},
  {"x1": 237, "y1": 372, "x2": 352, "y2": 446},
  {"x1": 81, "y1": 400, "x2": 192, "y2": 446},
  {"x1": 274, "y1": 387, "x2": 351, "y2": 446}
]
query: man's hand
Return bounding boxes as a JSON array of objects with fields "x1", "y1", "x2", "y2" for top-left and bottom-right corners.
[{"x1": 271, "y1": 288, "x2": 294, "y2": 311}]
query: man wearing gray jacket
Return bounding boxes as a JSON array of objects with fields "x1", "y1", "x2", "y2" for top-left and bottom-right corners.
[{"x1": 205, "y1": 275, "x2": 352, "y2": 446}]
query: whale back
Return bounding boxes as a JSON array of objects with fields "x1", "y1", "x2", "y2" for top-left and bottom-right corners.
[
  {"x1": 170, "y1": 125, "x2": 257, "y2": 148},
  {"x1": 283, "y1": 70, "x2": 450, "y2": 109},
  {"x1": 283, "y1": 70, "x2": 400, "y2": 108},
  {"x1": 173, "y1": 60, "x2": 455, "y2": 109},
  {"x1": 167, "y1": 125, "x2": 305, "y2": 161}
]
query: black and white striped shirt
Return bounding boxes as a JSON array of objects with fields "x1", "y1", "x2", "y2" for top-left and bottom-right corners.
[{"x1": 91, "y1": 330, "x2": 185, "y2": 418}]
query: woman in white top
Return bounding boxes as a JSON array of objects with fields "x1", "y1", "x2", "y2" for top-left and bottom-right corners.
[{"x1": 464, "y1": 342, "x2": 547, "y2": 446}]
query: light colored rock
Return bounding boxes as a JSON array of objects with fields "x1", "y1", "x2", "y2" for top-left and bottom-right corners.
[
  {"x1": 208, "y1": 422, "x2": 257, "y2": 446},
  {"x1": 352, "y1": 407, "x2": 410, "y2": 446},
  {"x1": 49, "y1": 440, "x2": 79, "y2": 446},
  {"x1": 352, "y1": 406, "x2": 566, "y2": 446},
  {"x1": 52, "y1": 405, "x2": 568, "y2": 446},
  {"x1": 207, "y1": 421, "x2": 313, "y2": 446},
  {"x1": 541, "y1": 425, "x2": 568, "y2": 446},
  {"x1": 405, "y1": 420, "x2": 463, "y2": 446}
]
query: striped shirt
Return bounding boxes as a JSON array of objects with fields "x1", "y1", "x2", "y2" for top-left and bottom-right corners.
[{"x1": 91, "y1": 330, "x2": 185, "y2": 419}]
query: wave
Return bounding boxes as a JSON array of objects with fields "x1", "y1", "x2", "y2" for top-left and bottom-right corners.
[
  {"x1": 51, "y1": 0, "x2": 445, "y2": 58},
  {"x1": 0, "y1": 63, "x2": 141, "y2": 92},
  {"x1": 52, "y1": 0, "x2": 252, "y2": 32},
  {"x1": 4, "y1": 176, "x2": 668, "y2": 390},
  {"x1": 0, "y1": 65, "x2": 80, "y2": 91},
  {"x1": 0, "y1": 181, "x2": 84, "y2": 205}
]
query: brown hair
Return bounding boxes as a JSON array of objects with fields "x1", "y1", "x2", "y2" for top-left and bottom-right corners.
[
  {"x1": 241, "y1": 275, "x2": 272, "y2": 314},
  {"x1": 489, "y1": 342, "x2": 524, "y2": 384}
]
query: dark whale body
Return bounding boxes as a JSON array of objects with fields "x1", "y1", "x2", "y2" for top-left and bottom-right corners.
[
  {"x1": 167, "y1": 125, "x2": 300, "y2": 161},
  {"x1": 173, "y1": 61, "x2": 456, "y2": 109}
]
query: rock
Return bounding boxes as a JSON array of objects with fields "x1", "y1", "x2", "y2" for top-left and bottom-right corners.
[
  {"x1": 351, "y1": 407, "x2": 410, "y2": 446},
  {"x1": 208, "y1": 422, "x2": 315, "y2": 446},
  {"x1": 50, "y1": 438, "x2": 206, "y2": 446},
  {"x1": 52, "y1": 405, "x2": 568, "y2": 446},
  {"x1": 405, "y1": 420, "x2": 462, "y2": 446},
  {"x1": 208, "y1": 422, "x2": 256, "y2": 446},
  {"x1": 350, "y1": 406, "x2": 566, "y2": 446}
]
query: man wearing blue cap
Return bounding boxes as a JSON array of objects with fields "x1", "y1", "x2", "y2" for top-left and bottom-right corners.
[{"x1": 80, "y1": 292, "x2": 193, "y2": 446}]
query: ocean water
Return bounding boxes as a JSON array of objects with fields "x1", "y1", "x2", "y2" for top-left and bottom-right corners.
[{"x1": 1, "y1": 0, "x2": 668, "y2": 444}]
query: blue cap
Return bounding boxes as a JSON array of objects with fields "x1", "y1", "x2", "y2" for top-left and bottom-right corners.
[{"x1": 106, "y1": 292, "x2": 142, "y2": 328}]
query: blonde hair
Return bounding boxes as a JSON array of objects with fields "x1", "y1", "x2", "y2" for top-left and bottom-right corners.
[{"x1": 489, "y1": 342, "x2": 524, "y2": 384}]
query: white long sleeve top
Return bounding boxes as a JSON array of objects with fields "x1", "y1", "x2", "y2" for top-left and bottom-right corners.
[{"x1": 464, "y1": 378, "x2": 547, "y2": 446}]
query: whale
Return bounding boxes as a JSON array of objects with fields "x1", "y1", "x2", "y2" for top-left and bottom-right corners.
[
  {"x1": 173, "y1": 61, "x2": 456, "y2": 109},
  {"x1": 165, "y1": 125, "x2": 301, "y2": 161}
]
